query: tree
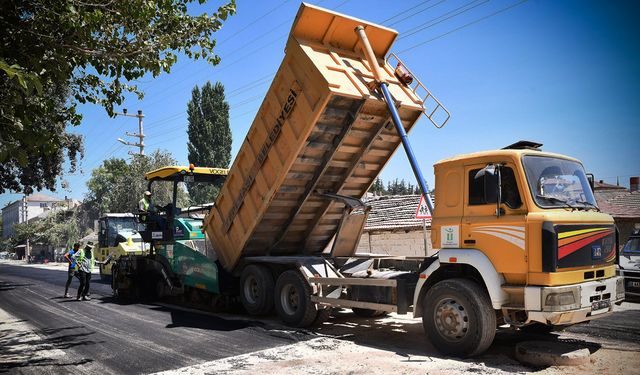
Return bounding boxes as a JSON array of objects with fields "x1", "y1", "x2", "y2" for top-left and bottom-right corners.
[
  {"x1": 186, "y1": 81, "x2": 232, "y2": 204},
  {"x1": 0, "y1": 80, "x2": 84, "y2": 194},
  {"x1": 368, "y1": 178, "x2": 387, "y2": 195},
  {"x1": 9, "y1": 209, "x2": 81, "y2": 252},
  {"x1": 0, "y1": 0, "x2": 236, "y2": 194}
]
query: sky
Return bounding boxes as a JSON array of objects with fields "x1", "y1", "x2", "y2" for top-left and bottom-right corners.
[{"x1": 1, "y1": 0, "x2": 639, "y2": 208}]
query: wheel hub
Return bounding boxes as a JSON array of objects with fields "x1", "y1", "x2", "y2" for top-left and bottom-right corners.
[
  {"x1": 244, "y1": 275, "x2": 259, "y2": 304},
  {"x1": 281, "y1": 284, "x2": 299, "y2": 315},
  {"x1": 434, "y1": 298, "x2": 469, "y2": 341}
]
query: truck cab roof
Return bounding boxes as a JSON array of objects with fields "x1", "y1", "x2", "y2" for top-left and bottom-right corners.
[{"x1": 434, "y1": 148, "x2": 581, "y2": 168}]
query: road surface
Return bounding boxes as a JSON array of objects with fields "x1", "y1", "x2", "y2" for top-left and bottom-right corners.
[
  {"x1": 1, "y1": 260, "x2": 639, "y2": 374},
  {"x1": 0, "y1": 262, "x2": 309, "y2": 374}
]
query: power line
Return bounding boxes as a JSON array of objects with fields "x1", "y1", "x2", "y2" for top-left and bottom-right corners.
[
  {"x1": 398, "y1": 0, "x2": 490, "y2": 41},
  {"x1": 397, "y1": 0, "x2": 529, "y2": 54},
  {"x1": 379, "y1": 0, "x2": 435, "y2": 24},
  {"x1": 386, "y1": 0, "x2": 449, "y2": 27},
  {"x1": 140, "y1": 0, "x2": 294, "y2": 90},
  {"x1": 143, "y1": 82, "x2": 271, "y2": 133},
  {"x1": 217, "y1": 0, "x2": 292, "y2": 46},
  {"x1": 139, "y1": 1, "x2": 353, "y2": 107}
]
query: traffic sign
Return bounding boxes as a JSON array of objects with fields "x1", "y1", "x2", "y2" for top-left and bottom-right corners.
[{"x1": 415, "y1": 195, "x2": 432, "y2": 219}]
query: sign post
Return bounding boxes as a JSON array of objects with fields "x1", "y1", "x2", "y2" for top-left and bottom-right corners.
[{"x1": 415, "y1": 195, "x2": 432, "y2": 256}]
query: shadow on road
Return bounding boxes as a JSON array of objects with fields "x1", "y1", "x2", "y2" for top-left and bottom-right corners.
[
  {"x1": 0, "y1": 324, "x2": 100, "y2": 371},
  {"x1": 148, "y1": 305, "x2": 265, "y2": 331},
  {"x1": 0, "y1": 281, "x2": 34, "y2": 292}
]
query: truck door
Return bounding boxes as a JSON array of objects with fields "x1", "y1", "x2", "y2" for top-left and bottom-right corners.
[{"x1": 462, "y1": 163, "x2": 529, "y2": 281}]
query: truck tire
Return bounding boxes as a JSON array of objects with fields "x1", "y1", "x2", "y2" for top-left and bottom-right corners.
[
  {"x1": 240, "y1": 264, "x2": 275, "y2": 315},
  {"x1": 352, "y1": 308, "x2": 387, "y2": 318},
  {"x1": 422, "y1": 278, "x2": 496, "y2": 358},
  {"x1": 274, "y1": 270, "x2": 317, "y2": 327}
]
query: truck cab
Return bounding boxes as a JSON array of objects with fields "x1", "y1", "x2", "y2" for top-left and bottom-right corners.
[
  {"x1": 421, "y1": 141, "x2": 624, "y2": 330},
  {"x1": 96, "y1": 213, "x2": 147, "y2": 280}
]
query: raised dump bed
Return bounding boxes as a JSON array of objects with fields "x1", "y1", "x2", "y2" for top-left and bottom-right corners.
[{"x1": 204, "y1": 3, "x2": 428, "y2": 271}]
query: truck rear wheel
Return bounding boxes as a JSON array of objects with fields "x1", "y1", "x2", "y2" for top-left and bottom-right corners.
[
  {"x1": 274, "y1": 270, "x2": 317, "y2": 327},
  {"x1": 422, "y1": 278, "x2": 496, "y2": 358},
  {"x1": 240, "y1": 264, "x2": 274, "y2": 315}
]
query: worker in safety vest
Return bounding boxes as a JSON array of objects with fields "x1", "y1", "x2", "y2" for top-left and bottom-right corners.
[
  {"x1": 138, "y1": 190, "x2": 152, "y2": 222},
  {"x1": 72, "y1": 243, "x2": 109, "y2": 301}
]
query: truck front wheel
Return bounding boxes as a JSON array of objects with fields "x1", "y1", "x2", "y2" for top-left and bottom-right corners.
[
  {"x1": 240, "y1": 264, "x2": 274, "y2": 315},
  {"x1": 422, "y1": 278, "x2": 496, "y2": 357},
  {"x1": 274, "y1": 270, "x2": 317, "y2": 327}
]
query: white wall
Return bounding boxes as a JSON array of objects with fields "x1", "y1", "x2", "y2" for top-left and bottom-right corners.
[{"x1": 357, "y1": 229, "x2": 434, "y2": 257}]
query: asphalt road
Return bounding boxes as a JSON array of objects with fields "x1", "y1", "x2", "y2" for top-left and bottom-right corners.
[
  {"x1": 2, "y1": 261, "x2": 640, "y2": 374},
  {"x1": 0, "y1": 263, "x2": 308, "y2": 374}
]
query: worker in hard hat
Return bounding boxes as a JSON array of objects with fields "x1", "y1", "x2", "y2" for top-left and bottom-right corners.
[
  {"x1": 138, "y1": 190, "x2": 153, "y2": 222},
  {"x1": 72, "y1": 243, "x2": 110, "y2": 301}
]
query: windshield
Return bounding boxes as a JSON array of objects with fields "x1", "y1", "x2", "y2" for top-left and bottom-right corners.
[
  {"x1": 522, "y1": 155, "x2": 597, "y2": 209},
  {"x1": 623, "y1": 237, "x2": 640, "y2": 255},
  {"x1": 109, "y1": 217, "x2": 138, "y2": 232}
]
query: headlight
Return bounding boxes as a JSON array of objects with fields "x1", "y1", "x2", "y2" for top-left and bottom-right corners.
[{"x1": 542, "y1": 288, "x2": 580, "y2": 311}]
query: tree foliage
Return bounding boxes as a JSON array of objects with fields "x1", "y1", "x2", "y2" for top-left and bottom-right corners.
[
  {"x1": 84, "y1": 150, "x2": 188, "y2": 222},
  {"x1": 0, "y1": 0, "x2": 236, "y2": 194},
  {"x1": 10, "y1": 209, "x2": 80, "y2": 250},
  {"x1": 0, "y1": 79, "x2": 84, "y2": 194},
  {"x1": 186, "y1": 81, "x2": 232, "y2": 204},
  {"x1": 368, "y1": 178, "x2": 422, "y2": 196}
]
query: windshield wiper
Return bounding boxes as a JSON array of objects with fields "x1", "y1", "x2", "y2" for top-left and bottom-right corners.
[
  {"x1": 536, "y1": 195, "x2": 578, "y2": 210},
  {"x1": 573, "y1": 200, "x2": 600, "y2": 212}
]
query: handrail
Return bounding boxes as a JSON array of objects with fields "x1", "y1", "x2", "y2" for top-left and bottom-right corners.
[{"x1": 386, "y1": 52, "x2": 451, "y2": 128}]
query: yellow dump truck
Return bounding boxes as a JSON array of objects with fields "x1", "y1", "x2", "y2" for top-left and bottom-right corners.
[{"x1": 122, "y1": 3, "x2": 624, "y2": 357}]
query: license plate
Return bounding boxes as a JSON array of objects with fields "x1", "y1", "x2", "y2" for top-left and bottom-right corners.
[{"x1": 591, "y1": 300, "x2": 610, "y2": 311}]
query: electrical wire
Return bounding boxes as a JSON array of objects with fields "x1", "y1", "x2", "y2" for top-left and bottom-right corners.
[
  {"x1": 398, "y1": 0, "x2": 490, "y2": 41},
  {"x1": 397, "y1": 0, "x2": 529, "y2": 54}
]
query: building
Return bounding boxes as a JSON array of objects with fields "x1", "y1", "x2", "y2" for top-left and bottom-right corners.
[
  {"x1": 356, "y1": 195, "x2": 433, "y2": 257},
  {"x1": 2, "y1": 194, "x2": 62, "y2": 238},
  {"x1": 594, "y1": 177, "x2": 640, "y2": 245}
]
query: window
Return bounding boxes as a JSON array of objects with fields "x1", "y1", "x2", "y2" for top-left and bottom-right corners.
[
  {"x1": 623, "y1": 237, "x2": 640, "y2": 255},
  {"x1": 39, "y1": 202, "x2": 48, "y2": 208},
  {"x1": 501, "y1": 167, "x2": 522, "y2": 209},
  {"x1": 469, "y1": 169, "x2": 485, "y2": 205},
  {"x1": 468, "y1": 166, "x2": 522, "y2": 208}
]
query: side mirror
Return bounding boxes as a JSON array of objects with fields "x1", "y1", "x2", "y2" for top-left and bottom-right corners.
[
  {"x1": 475, "y1": 165, "x2": 499, "y2": 204},
  {"x1": 475, "y1": 164, "x2": 503, "y2": 217},
  {"x1": 586, "y1": 173, "x2": 595, "y2": 192}
]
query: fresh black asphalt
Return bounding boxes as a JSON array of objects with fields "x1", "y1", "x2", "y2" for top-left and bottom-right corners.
[{"x1": 0, "y1": 263, "x2": 309, "y2": 374}]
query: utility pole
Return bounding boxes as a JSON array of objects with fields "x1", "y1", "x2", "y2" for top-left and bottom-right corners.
[
  {"x1": 115, "y1": 108, "x2": 145, "y2": 156},
  {"x1": 22, "y1": 195, "x2": 30, "y2": 258}
]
